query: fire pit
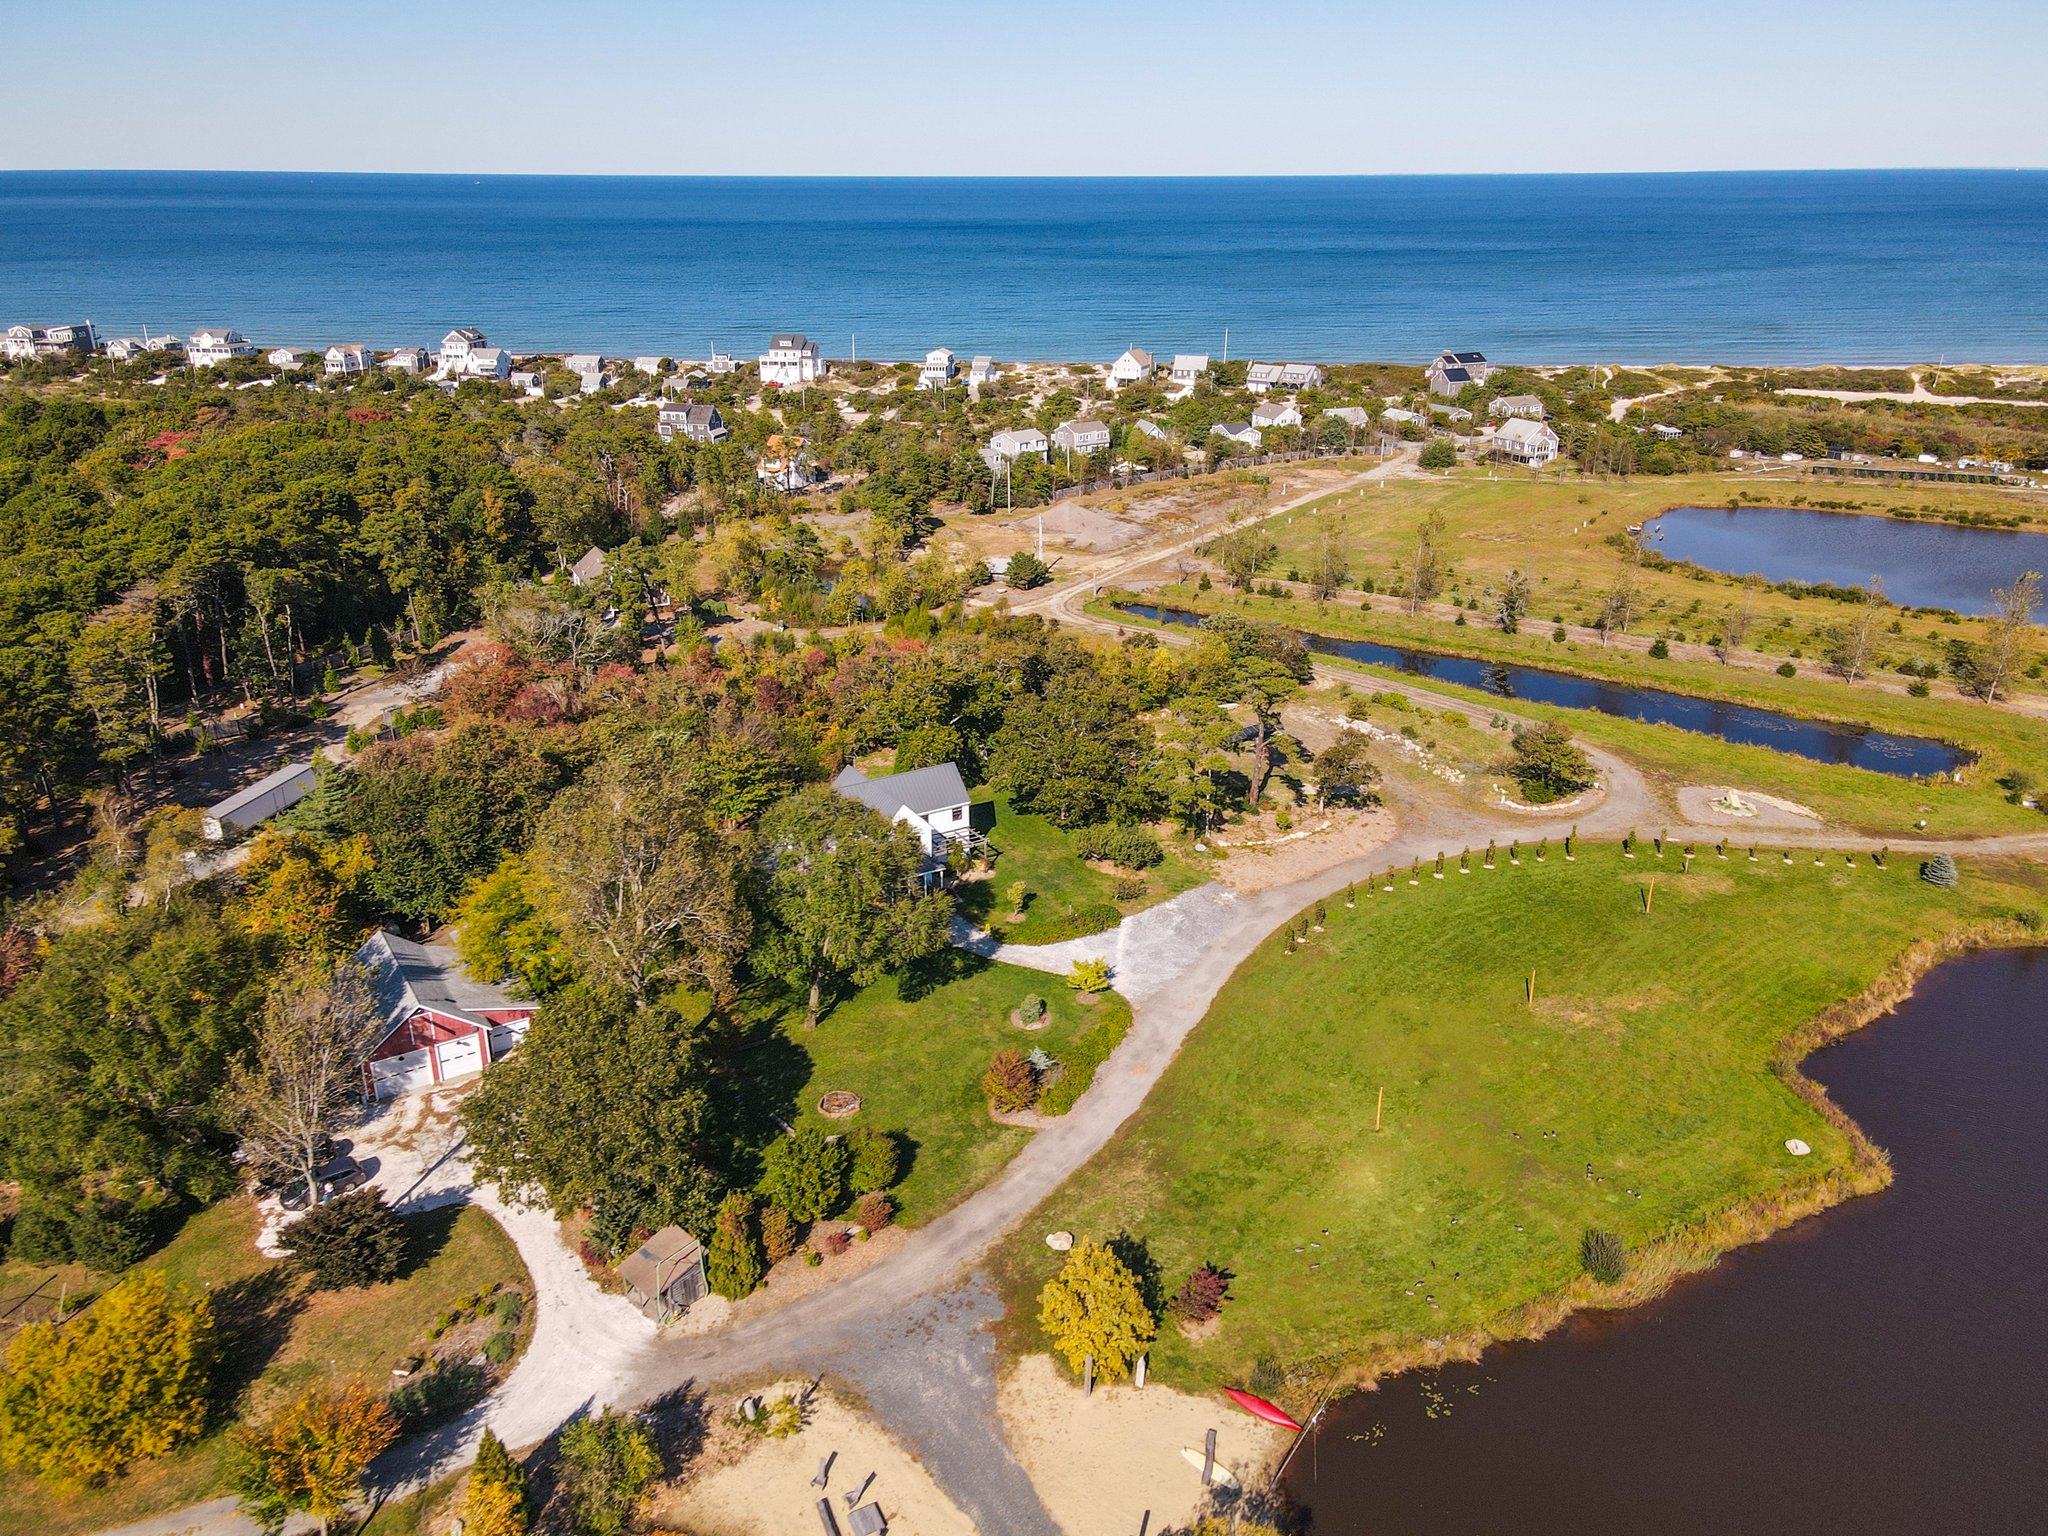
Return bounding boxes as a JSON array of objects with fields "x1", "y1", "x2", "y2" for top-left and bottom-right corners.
[{"x1": 818, "y1": 1090, "x2": 862, "y2": 1119}]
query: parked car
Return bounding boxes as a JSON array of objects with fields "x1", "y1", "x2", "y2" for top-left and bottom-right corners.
[{"x1": 278, "y1": 1155, "x2": 367, "y2": 1211}]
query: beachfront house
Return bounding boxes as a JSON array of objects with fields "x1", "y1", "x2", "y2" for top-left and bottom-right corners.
[
  {"x1": 657, "y1": 400, "x2": 728, "y2": 443},
  {"x1": 833, "y1": 762, "x2": 976, "y2": 867},
  {"x1": 966, "y1": 355, "x2": 999, "y2": 387},
  {"x1": 1168, "y1": 353, "x2": 1210, "y2": 395},
  {"x1": 323, "y1": 343, "x2": 372, "y2": 376},
  {"x1": 384, "y1": 346, "x2": 430, "y2": 374},
  {"x1": 988, "y1": 426, "x2": 1048, "y2": 460},
  {"x1": 1108, "y1": 347, "x2": 1155, "y2": 390},
  {"x1": 561, "y1": 353, "x2": 607, "y2": 393},
  {"x1": 355, "y1": 929, "x2": 538, "y2": 1100},
  {"x1": 757, "y1": 433, "x2": 814, "y2": 491},
  {"x1": 509, "y1": 370, "x2": 546, "y2": 397},
  {"x1": 1251, "y1": 399, "x2": 1303, "y2": 430},
  {"x1": 1490, "y1": 393, "x2": 1546, "y2": 420},
  {"x1": 1428, "y1": 350, "x2": 1493, "y2": 396},
  {"x1": 202, "y1": 759, "x2": 317, "y2": 842},
  {"x1": 1211, "y1": 421, "x2": 1263, "y2": 449},
  {"x1": 1491, "y1": 417, "x2": 1560, "y2": 466},
  {"x1": 1051, "y1": 418, "x2": 1112, "y2": 456},
  {"x1": 1246, "y1": 362, "x2": 1325, "y2": 395},
  {"x1": 706, "y1": 351, "x2": 738, "y2": 375},
  {"x1": 105, "y1": 336, "x2": 155, "y2": 362},
  {"x1": 437, "y1": 327, "x2": 489, "y2": 377},
  {"x1": 187, "y1": 328, "x2": 257, "y2": 367},
  {"x1": 4, "y1": 322, "x2": 100, "y2": 361},
  {"x1": 267, "y1": 347, "x2": 303, "y2": 369},
  {"x1": 759, "y1": 333, "x2": 825, "y2": 387},
  {"x1": 632, "y1": 355, "x2": 667, "y2": 377},
  {"x1": 918, "y1": 347, "x2": 957, "y2": 390},
  {"x1": 463, "y1": 347, "x2": 512, "y2": 381}
]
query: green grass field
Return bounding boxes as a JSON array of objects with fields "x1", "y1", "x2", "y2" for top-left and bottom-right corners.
[
  {"x1": 1102, "y1": 591, "x2": 2048, "y2": 838},
  {"x1": 992, "y1": 848, "x2": 2046, "y2": 1400},
  {"x1": 749, "y1": 953, "x2": 1133, "y2": 1224},
  {"x1": 0, "y1": 1200, "x2": 529, "y2": 1536},
  {"x1": 955, "y1": 796, "x2": 1210, "y2": 944},
  {"x1": 1262, "y1": 470, "x2": 2048, "y2": 679}
]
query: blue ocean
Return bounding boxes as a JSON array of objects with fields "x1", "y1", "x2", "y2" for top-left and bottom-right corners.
[{"x1": 4, "y1": 170, "x2": 2045, "y2": 363}]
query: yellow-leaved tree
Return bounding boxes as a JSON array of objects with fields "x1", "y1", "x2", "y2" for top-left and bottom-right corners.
[
  {"x1": 228, "y1": 1381, "x2": 398, "y2": 1536},
  {"x1": 1036, "y1": 1237, "x2": 1156, "y2": 1384},
  {"x1": 460, "y1": 1428, "x2": 529, "y2": 1536},
  {"x1": 0, "y1": 1269, "x2": 214, "y2": 1487}
]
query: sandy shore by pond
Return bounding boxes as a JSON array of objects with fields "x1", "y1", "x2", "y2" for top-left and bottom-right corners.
[
  {"x1": 998, "y1": 1353, "x2": 1289, "y2": 1536},
  {"x1": 647, "y1": 1380, "x2": 974, "y2": 1536}
]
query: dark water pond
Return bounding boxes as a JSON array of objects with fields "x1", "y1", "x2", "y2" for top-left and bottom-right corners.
[
  {"x1": 1114, "y1": 604, "x2": 1968, "y2": 778},
  {"x1": 1285, "y1": 948, "x2": 2048, "y2": 1535},
  {"x1": 1642, "y1": 505, "x2": 2048, "y2": 616}
]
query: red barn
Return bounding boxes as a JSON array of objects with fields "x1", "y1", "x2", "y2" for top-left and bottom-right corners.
[{"x1": 354, "y1": 930, "x2": 538, "y2": 1100}]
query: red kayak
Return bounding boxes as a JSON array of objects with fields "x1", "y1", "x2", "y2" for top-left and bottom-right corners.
[{"x1": 1222, "y1": 1387, "x2": 1303, "y2": 1432}]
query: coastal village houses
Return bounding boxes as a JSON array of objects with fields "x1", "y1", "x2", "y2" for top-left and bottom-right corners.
[
  {"x1": 324, "y1": 343, "x2": 372, "y2": 376},
  {"x1": 918, "y1": 347, "x2": 956, "y2": 390},
  {"x1": 966, "y1": 354, "x2": 999, "y2": 387},
  {"x1": 1245, "y1": 361, "x2": 1324, "y2": 394},
  {"x1": 105, "y1": 336, "x2": 162, "y2": 362},
  {"x1": 1168, "y1": 353, "x2": 1209, "y2": 395},
  {"x1": 657, "y1": 400, "x2": 728, "y2": 443},
  {"x1": 355, "y1": 929, "x2": 537, "y2": 1100},
  {"x1": 384, "y1": 346, "x2": 430, "y2": 373},
  {"x1": 4, "y1": 322, "x2": 99, "y2": 360},
  {"x1": 759, "y1": 333, "x2": 826, "y2": 387},
  {"x1": 757, "y1": 433, "x2": 814, "y2": 491},
  {"x1": 1490, "y1": 393, "x2": 1547, "y2": 419},
  {"x1": 568, "y1": 546, "x2": 608, "y2": 587},
  {"x1": 988, "y1": 426, "x2": 1049, "y2": 460},
  {"x1": 187, "y1": 328, "x2": 257, "y2": 367},
  {"x1": 1051, "y1": 417, "x2": 1112, "y2": 456},
  {"x1": 1108, "y1": 347, "x2": 1155, "y2": 389},
  {"x1": 1251, "y1": 399, "x2": 1303, "y2": 430},
  {"x1": 437, "y1": 327, "x2": 510, "y2": 380},
  {"x1": 1428, "y1": 349, "x2": 1494, "y2": 396},
  {"x1": 266, "y1": 347, "x2": 302, "y2": 369},
  {"x1": 1211, "y1": 420, "x2": 1263, "y2": 449},
  {"x1": 1491, "y1": 416, "x2": 1560, "y2": 466}
]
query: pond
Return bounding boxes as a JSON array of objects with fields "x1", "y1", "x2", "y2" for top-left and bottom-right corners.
[
  {"x1": 1113, "y1": 604, "x2": 1969, "y2": 778},
  {"x1": 1641, "y1": 505, "x2": 2048, "y2": 615},
  {"x1": 1283, "y1": 947, "x2": 2048, "y2": 1535}
]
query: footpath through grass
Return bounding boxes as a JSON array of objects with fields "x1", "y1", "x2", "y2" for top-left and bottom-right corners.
[
  {"x1": 0, "y1": 1200, "x2": 529, "y2": 1536},
  {"x1": 1101, "y1": 590, "x2": 2048, "y2": 838},
  {"x1": 993, "y1": 847, "x2": 2047, "y2": 1400}
]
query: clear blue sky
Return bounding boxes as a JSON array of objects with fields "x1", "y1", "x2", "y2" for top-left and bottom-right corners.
[{"x1": 5, "y1": 0, "x2": 2044, "y2": 175}]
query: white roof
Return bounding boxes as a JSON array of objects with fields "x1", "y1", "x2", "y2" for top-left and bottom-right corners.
[
  {"x1": 206, "y1": 759, "x2": 314, "y2": 821},
  {"x1": 1495, "y1": 417, "x2": 1556, "y2": 445},
  {"x1": 1171, "y1": 353, "x2": 1210, "y2": 374},
  {"x1": 833, "y1": 762, "x2": 970, "y2": 820}
]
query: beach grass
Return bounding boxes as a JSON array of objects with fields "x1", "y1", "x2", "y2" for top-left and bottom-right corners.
[{"x1": 989, "y1": 848, "x2": 2047, "y2": 1405}]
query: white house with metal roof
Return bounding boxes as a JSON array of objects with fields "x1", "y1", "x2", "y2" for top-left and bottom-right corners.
[
  {"x1": 1490, "y1": 416, "x2": 1561, "y2": 466},
  {"x1": 832, "y1": 762, "x2": 974, "y2": 860},
  {"x1": 759, "y1": 333, "x2": 825, "y2": 387},
  {"x1": 1108, "y1": 346, "x2": 1155, "y2": 389},
  {"x1": 917, "y1": 347, "x2": 956, "y2": 391},
  {"x1": 188, "y1": 328, "x2": 258, "y2": 368}
]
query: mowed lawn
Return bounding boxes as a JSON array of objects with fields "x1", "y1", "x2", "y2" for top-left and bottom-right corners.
[
  {"x1": 964, "y1": 795, "x2": 1211, "y2": 945},
  {"x1": 760, "y1": 953, "x2": 1133, "y2": 1224},
  {"x1": 994, "y1": 849, "x2": 2039, "y2": 1393},
  {"x1": 0, "y1": 1199, "x2": 529, "y2": 1536}
]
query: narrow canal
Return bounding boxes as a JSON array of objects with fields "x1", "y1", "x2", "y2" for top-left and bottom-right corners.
[{"x1": 1113, "y1": 603, "x2": 1968, "y2": 777}]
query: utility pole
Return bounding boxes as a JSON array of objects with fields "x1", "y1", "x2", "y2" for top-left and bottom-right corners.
[{"x1": 1223, "y1": 326, "x2": 1229, "y2": 363}]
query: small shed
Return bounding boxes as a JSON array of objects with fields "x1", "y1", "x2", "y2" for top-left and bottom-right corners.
[
  {"x1": 202, "y1": 759, "x2": 316, "y2": 841},
  {"x1": 618, "y1": 1226, "x2": 708, "y2": 1322}
]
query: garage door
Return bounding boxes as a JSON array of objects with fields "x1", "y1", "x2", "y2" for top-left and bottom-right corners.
[
  {"x1": 488, "y1": 1019, "x2": 529, "y2": 1059},
  {"x1": 435, "y1": 1034, "x2": 483, "y2": 1082},
  {"x1": 370, "y1": 1048, "x2": 435, "y2": 1100}
]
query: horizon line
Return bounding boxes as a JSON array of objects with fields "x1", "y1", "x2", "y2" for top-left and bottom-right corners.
[{"x1": 4, "y1": 165, "x2": 2046, "y2": 181}]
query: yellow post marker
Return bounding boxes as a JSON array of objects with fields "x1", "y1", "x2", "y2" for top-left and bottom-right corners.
[
  {"x1": 1525, "y1": 968, "x2": 1536, "y2": 1006},
  {"x1": 1642, "y1": 878, "x2": 1655, "y2": 913},
  {"x1": 1375, "y1": 1085, "x2": 1385, "y2": 1132}
]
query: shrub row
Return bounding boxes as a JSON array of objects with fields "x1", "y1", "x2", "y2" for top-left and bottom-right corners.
[
  {"x1": 1071, "y1": 822, "x2": 1165, "y2": 870},
  {"x1": 1024, "y1": 901, "x2": 1123, "y2": 944},
  {"x1": 1036, "y1": 1003, "x2": 1134, "y2": 1115}
]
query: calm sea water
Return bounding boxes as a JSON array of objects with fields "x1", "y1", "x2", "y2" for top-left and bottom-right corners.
[
  {"x1": 1288, "y1": 948, "x2": 2048, "y2": 1535},
  {"x1": 5, "y1": 171, "x2": 2047, "y2": 362},
  {"x1": 1644, "y1": 506, "x2": 2048, "y2": 615}
]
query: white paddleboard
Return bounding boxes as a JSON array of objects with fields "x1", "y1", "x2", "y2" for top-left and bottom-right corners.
[{"x1": 1181, "y1": 1446, "x2": 1240, "y2": 1488}]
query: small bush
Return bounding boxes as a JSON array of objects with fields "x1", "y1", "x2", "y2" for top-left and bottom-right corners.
[
  {"x1": 1907, "y1": 678, "x2": 1931, "y2": 696},
  {"x1": 1647, "y1": 638, "x2": 1670, "y2": 659},
  {"x1": 1580, "y1": 1227, "x2": 1627, "y2": 1284},
  {"x1": 1168, "y1": 1263, "x2": 1232, "y2": 1325},
  {"x1": 803, "y1": 1249, "x2": 822, "y2": 1267},
  {"x1": 982, "y1": 1048, "x2": 1040, "y2": 1112},
  {"x1": 1112, "y1": 874, "x2": 1147, "y2": 901},
  {"x1": 279, "y1": 1189, "x2": 407, "y2": 1289},
  {"x1": 1920, "y1": 852, "x2": 1958, "y2": 888},
  {"x1": 491, "y1": 1290, "x2": 525, "y2": 1328},
  {"x1": 1067, "y1": 957, "x2": 1111, "y2": 994},
  {"x1": 481, "y1": 1329, "x2": 517, "y2": 1365},
  {"x1": 820, "y1": 1228, "x2": 852, "y2": 1257},
  {"x1": 845, "y1": 1127, "x2": 901, "y2": 1194},
  {"x1": 389, "y1": 1360, "x2": 487, "y2": 1432},
  {"x1": 1072, "y1": 823, "x2": 1164, "y2": 870},
  {"x1": 760, "y1": 1205, "x2": 799, "y2": 1264},
  {"x1": 1776, "y1": 660, "x2": 1798, "y2": 677},
  {"x1": 855, "y1": 1191, "x2": 895, "y2": 1232},
  {"x1": 1017, "y1": 993, "x2": 1046, "y2": 1023}
]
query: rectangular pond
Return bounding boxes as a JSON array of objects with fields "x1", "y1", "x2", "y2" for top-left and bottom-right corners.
[
  {"x1": 1114, "y1": 603, "x2": 1969, "y2": 778},
  {"x1": 1641, "y1": 505, "x2": 2048, "y2": 616}
]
